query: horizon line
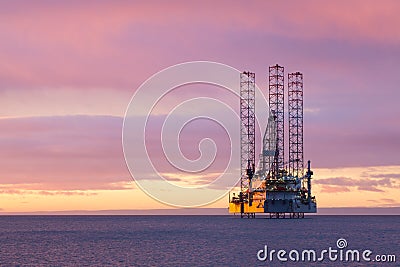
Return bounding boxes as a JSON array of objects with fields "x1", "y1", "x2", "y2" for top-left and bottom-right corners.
[{"x1": 0, "y1": 207, "x2": 399, "y2": 216}]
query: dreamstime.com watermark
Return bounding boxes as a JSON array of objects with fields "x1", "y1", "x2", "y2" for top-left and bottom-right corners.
[
  {"x1": 257, "y1": 238, "x2": 396, "y2": 263},
  {"x1": 122, "y1": 61, "x2": 269, "y2": 207}
]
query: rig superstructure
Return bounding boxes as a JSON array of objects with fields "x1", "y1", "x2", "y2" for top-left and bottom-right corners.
[{"x1": 229, "y1": 64, "x2": 317, "y2": 218}]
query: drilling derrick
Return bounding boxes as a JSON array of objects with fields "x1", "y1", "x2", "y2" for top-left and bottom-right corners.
[
  {"x1": 268, "y1": 65, "x2": 285, "y2": 178},
  {"x1": 239, "y1": 72, "x2": 255, "y2": 202},
  {"x1": 288, "y1": 72, "x2": 304, "y2": 179},
  {"x1": 229, "y1": 65, "x2": 316, "y2": 219}
]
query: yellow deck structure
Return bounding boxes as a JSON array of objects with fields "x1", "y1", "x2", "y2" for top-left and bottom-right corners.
[{"x1": 228, "y1": 201, "x2": 265, "y2": 214}]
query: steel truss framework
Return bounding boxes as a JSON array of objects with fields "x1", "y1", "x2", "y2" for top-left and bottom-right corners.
[
  {"x1": 288, "y1": 72, "x2": 304, "y2": 178},
  {"x1": 268, "y1": 64, "x2": 285, "y2": 177},
  {"x1": 240, "y1": 72, "x2": 256, "y2": 194}
]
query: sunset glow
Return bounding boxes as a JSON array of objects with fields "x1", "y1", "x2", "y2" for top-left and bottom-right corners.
[{"x1": 1, "y1": 1, "x2": 399, "y2": 213}]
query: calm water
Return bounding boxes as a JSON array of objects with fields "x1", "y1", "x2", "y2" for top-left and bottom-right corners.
[{"x1": 0, "y1": 215, "x2": 398, "y2": 266}]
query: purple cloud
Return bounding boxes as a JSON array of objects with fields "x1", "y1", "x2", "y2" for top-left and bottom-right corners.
[
  {"x1": 0, "y1": 0, "x2": 399, "y2": 196},
  {"x1": 0, "y1": 115, "x2": 131, "y2": 190},
  {"x1": 369, "y1": 173, "x2": 400, "y2": 179},
  {"x1": 315, "y1": 176, "x2": 394, "y2": 193},
  {"x1": 367, "y1": 198, "x2": 400, "y2": 207},
  {"x1": 320, "y1": 185, "x2": 351, "y2": 193}
]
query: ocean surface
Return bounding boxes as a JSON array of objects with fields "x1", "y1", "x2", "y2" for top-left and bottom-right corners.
[{"x1": 0, "y1": 215, "x2": 398, "y2": 266}]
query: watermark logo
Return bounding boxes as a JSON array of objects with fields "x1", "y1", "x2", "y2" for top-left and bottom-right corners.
[
  {"x1": 336, "y1": 238, "x2": 347, "y2": 249},
  {"x1": 257, "y1": 238, "x2": 396, "y2": 263},
  {"x1": 122, "y1": 61, "x2": 268, "y2": 207}
]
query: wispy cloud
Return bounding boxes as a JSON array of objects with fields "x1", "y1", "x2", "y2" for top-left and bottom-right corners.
[
  {"x1": 367, "y1": 198, "x2": 400, "y2": 207},
  {"x1": 1, "y1": 1, "x2": 400, "y2": 210},
  {"x1": 0, "y1": 115, "x2": 128, "y2": 187},
  {"x1": 357, "y1": 186, "x2": 384, "y2": 193},
  {"x1": 315, "y1": 176, "x2": 394, "y2": 193},
  {"x1": 320, "y1": 185, "x2": 350, "y2": 193},
  {"x1": 0, "y1": 180, "x2": 135, "y2": 195},
  {"x1": 0, "y1": 189, "x2": 97, "y2": 196},
  {"x1": 369, "y1": 173, "x2": 400, "y2": 179}
]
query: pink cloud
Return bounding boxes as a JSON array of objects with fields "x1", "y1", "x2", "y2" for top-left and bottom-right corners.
[
  {"x1": 36, "y1": 190, "x2": 98, "y2": 196},
  {"x1": 0, "y1": 115, "x2": 131, "y2": 189},
  {"x1": 0, "y1": 114, "x2": 235, "y2": 190},
  {"x1": 320, "y1": 185, "x2": 350, "y2": 193},
  {"x1": 380, "y1": 198, "x2": 397, "y2": 204},
  {"x1": 305, "y1": 121, "x2": 400, "y2": 168},
  {"x1": 357, "y1": 186, "x2": 384, "y2": 193},
  {"x1": 367, "y1": 198, "x2": 400, "y2": 207},
  {"x1": 145, "y1": 114, "x2": 231, "y2": 176},
  {"x1": 315, "y1": 177, "x2": 395, "y2": 193},
  {"x1": 0, "y1": 181, "x2": 135, "y2": 191},
  {"x1": 0, "y1": 0, "x2": 399, "y2": 90},
  {"x1": 0, "y1": 1, "x2": 399, "y2": 192},
  {"x1": 368, "y1": 173, "x2": 400, "y2": 179},
  {"x1": 1, "y1": 112, "x2": 398, "y2": 195},
  {"x1": 0, "y1": 189, "x2": 22, "y2": 195},
  {"x1": 0, "y1": 189, "x2": 98, "y2": 196}
]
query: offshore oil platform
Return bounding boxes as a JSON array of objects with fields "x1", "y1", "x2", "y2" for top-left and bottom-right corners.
[{"x1": 229, "y1": 64, "x2": 317, "y2": 218}]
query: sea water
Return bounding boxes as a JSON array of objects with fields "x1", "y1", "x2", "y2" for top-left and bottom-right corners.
[{"x1": 0, "y1": 215, "x2": 398, "y2": 266}]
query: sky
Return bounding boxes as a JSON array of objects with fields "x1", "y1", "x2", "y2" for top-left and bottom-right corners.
[{"x1": 1, "y1": 0, "x2": 400, "y2": 213}]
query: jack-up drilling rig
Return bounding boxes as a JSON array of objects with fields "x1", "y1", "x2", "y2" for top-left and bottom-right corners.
[{"x1": 229, "y1": 65, "x2": 317, "y2": 218}]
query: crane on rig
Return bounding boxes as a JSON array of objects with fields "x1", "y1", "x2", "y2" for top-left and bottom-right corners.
[{"x1": 229, "y1": 64, "x2": 317, "y2": 218}]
